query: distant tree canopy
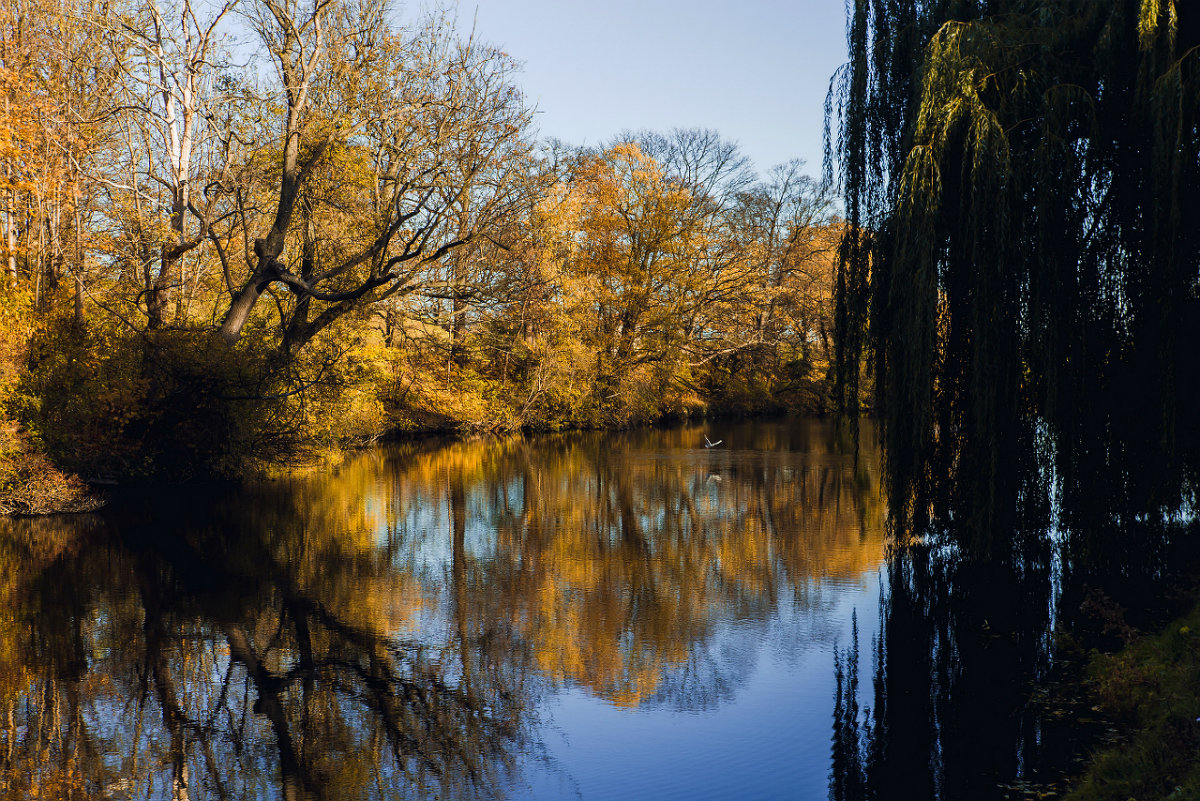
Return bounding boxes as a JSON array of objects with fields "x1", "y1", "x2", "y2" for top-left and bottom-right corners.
[{"x1": 830, "y1": 0, "x2": 1200, "y2": 537}]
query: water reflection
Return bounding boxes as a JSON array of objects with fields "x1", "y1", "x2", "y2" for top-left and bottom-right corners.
[
  {"x1": 830, "y1": 485, "x2": 1200, "y2": 800},
  {"x1": 0, "y1": 419, "x2": 884, "y2": 800},
  {"x1": 832, "y1": 541, "x2": 1061, "y2": 801},
  {"x1": 1, "y1": 509, "x2": 531, "y2": 800}
]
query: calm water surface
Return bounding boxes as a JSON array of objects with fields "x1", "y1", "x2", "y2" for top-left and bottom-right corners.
[{"x1": 0, "y1": 420, "x2": 886, "y2": 800}]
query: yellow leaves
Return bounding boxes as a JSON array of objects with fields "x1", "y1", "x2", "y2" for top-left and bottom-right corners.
[
  {"x1": 0, "y1": 67, "x2": 73, "y2": 199},
  {"x1": 541, "y1": 144, "x2": 706, "y2": 347},
  {"x1": 1138, "y1": 0, "x2": 1178, "y2": 51},
  {"x1": 569, "y1": 142, "x2": 697, "y2": 260}
]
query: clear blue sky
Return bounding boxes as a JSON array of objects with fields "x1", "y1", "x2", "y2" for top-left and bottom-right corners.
[{"x1": 469, "y1": 1, "x2": 849, "y2": 180}]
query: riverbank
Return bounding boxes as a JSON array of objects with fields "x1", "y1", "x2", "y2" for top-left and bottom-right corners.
[
  {"x1": 0, "y1": 408, "x2": 801, "y2": 515},
  {"x1": 1065, "y1": 596, "x2": 1200, "y2": 801}
]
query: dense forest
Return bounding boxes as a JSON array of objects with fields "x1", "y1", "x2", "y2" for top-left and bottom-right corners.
[{"x1": 0, "y1": 0, "x2": 839, "y2": 503}]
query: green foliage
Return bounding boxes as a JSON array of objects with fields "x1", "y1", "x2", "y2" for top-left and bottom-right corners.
[{"x1": 1068, "y1": 602, "x2": 1200, "y2": 801}]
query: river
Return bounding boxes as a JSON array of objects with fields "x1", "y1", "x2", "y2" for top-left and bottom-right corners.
[{"x1": 1, "y1": 419, "x2": 1116, "y2": 800}]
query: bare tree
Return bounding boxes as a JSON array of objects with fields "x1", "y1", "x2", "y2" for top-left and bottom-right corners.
[
  {"x1": 97, "y1": 0, "x2": 236, "y2": 328},
  {"x1": 215, "y1": 0, "x2": 533, "y2": 358}
]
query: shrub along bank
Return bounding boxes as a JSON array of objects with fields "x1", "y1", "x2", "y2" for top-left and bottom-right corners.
[{"x1": 1067, "y1": 601, "x2": 1200, "y2": 801}]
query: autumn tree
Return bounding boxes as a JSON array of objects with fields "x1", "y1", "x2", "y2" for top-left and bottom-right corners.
[
  {"x1": 0, "y1": 0, "x2": 106, "y2": 308},
  {"x1": 2, "y1": 0, "x2": 845, "y2": 484},
  {"x1": 419, "y1": 132, "x2": 840, "y2": 430},
  {"x1": 0, "y1": 0, "x2": 125, "y2": 436},
  {"x1": 692, "y1": 159, "x2": 839, "y2": 411}
]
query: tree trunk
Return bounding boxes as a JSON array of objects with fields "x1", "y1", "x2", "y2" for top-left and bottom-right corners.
[
  {"x1": 3, "y1": 92, "x2": 15, "y2": 285},
  {"x1": 72, "y1": 199, "x2": 85, "y2": 327},
  {"x1": 4, "y1": 188, "x2": 15, "y2": 285},
  {"x1": 449, "y1": 199, "x2": 473, "y2": 366},
  {"x1": 148, "y1": 188, "x2": 187, "y2": 329},
  {"x1": 74, "y1": 275, "x2": 84, "y2": 327},
  {"x1": 147, "y1": 251, "x2": 178, "y2": 329},
  {"x1": 217, "y1": 113, "x2": 304, "y2": 345},
  {"x1": 217, "y1": 266, "x2": 271, "y2": 345}
]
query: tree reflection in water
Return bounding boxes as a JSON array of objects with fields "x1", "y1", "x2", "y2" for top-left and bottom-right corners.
[
  {"x1": 832, "y1": 539, "x2": 1059, "y2": 801},
  {"x1": 0, "y1": 503, "x2": 533, "y2": 801},
  {"x1": 0, "y1": 420, "x2": 885, "y2": 800}
]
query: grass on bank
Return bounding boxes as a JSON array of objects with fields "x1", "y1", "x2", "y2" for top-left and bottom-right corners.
[{"x1": 1068, "y1": 602, "x2": 1200, "y2": 801}]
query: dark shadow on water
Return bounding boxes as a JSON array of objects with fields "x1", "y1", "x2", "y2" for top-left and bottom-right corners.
[
  {"x1": 830, "y1": 434, "x2": 1200, "y2": 801},
  {"x1": 832, "y1": 538, "x2": 1059, "y2": 801}
]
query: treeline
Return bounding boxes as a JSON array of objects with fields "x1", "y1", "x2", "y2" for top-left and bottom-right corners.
[{"x1": 0, "y1": 0, "x2": 838, "y2": 481}]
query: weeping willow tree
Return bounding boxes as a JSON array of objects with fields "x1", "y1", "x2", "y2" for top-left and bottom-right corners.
[{"x1": 830, "y1": 0, "x2": 1200, "y2": 542}]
